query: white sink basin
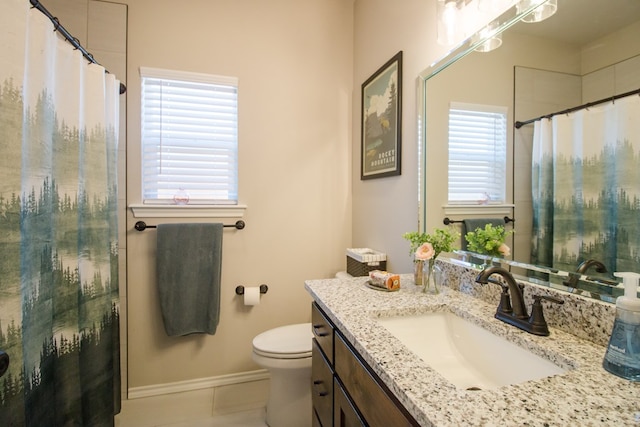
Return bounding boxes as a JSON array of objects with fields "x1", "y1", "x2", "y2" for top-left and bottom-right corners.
[{"x1": 376, "y1": 311, "x2": 567, "y2": 390}]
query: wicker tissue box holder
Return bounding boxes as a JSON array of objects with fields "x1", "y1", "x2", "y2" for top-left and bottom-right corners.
[{"x1": 346, "y1": 248, "x2": 387, "y2": 277}]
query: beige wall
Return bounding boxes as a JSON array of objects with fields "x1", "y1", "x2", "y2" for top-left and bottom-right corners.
[
  {"x1": 352, "y1": 0, "x2": 448, "y2": 275},
  {"x1": 581, "y1": 20, "x2": 640, "y2": 76},
  {"x1": 581, "y1": 21, "x2": 640, "y2": 101},
  {"x1": 123, "y1": 0, "x2": 353, "y2": 388}
]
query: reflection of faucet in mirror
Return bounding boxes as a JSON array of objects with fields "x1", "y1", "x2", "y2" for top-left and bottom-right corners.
[
  {"x1": 562, "y1": 259, "x2": 619, "y2": 297},
  {"x1": 577, "y1": 259, "x2": 607, "y2": 275},
  {"x1": 563, "y1": 259, "x2": 608, "y2": 288},
  {"x1": 576, "y1": 260, "x2": 619, "y2": 286},
  {"x1": 476, "y1": 266, "x2": 563, "y2": 336}
]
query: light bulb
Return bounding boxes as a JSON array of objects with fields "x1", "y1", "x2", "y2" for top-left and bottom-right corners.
[
  {"x1": 437, "y1": 0, "x2": 461, "y2": 46},
  {"x1": 473, "y1": 22, "x2": 503, "y2": 52},
  {"x1": 517, "y1": 0, "x2": 557, "y2": 23}
]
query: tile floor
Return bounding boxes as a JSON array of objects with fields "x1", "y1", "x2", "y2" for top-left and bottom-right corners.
[
  {"x1": 114, "y1": 376, "x2": 270, "y2": 427},
  {"x1": 116, "y1": 407, "x2": 268, "y2": 427},
  {"x1": 162, "y1": 409, "x2": 268, "y2": 427}
]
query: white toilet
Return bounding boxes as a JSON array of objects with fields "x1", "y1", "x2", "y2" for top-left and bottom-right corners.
[{"x1": 252, "y1": 323, "x2": 312, "y2": 427}]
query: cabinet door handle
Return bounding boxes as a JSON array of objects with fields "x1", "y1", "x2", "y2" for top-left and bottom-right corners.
[
  {"x1": 312, "y1": 324, "x2": 329, "y2": 337},
  {"x1": 313, "y1": 380, "x2": 329, "y2": 397}
]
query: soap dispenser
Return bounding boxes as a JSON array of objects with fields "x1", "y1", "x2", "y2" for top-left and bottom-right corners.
[{"x1": 602, "y1": 272, "x2": 640, "y2": 381}]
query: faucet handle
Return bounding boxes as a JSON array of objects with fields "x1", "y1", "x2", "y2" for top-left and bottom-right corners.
[{"x1": 529, "y1": 295, "x2": 564, "y2": 336}]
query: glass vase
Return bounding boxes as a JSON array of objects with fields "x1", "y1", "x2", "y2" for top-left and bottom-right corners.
[
  {"x1": 422, "y1": 259, "x2": 442, "y2": 294},
  {"x1": 414, "y1": 260, "x2": 424, "y2": 285},
  {"x1": 482, "y1": 255, "x2": 501, "y2": 269}
]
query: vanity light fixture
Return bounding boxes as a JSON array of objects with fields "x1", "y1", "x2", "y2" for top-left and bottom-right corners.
[
  {"x1": 437, "y1": 0, "x2": 518, "y2": 47},
  {"x1": 437, "y1": 0, "x2": 462, "y2": 46},
  {"x1": 472, "y1": 21, "x2": 503, "y2": 52},
  {"x1": 517, "y1": 0, "x2": 557, "y2": 23}
]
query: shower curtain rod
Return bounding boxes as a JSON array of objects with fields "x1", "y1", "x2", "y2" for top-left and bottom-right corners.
[
  {"x1": 29, "y1": 0, "x2": 127, "y2": 95},
  {"x1": 514, "y1": 87, "x2": 640, "y2": 129}
]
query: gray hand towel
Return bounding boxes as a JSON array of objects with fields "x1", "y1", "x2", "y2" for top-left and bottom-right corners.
[
  {"x1": 156, "y1": 223, "x2": 223, "y2": 336},
  {"x1": 461, "y1": 218, "x2": 506, "y2": 251}
]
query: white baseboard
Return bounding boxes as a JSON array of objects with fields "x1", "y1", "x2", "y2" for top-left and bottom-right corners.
[{"x1": 128, "y1": 369, "x2": 269, "y2": 399}]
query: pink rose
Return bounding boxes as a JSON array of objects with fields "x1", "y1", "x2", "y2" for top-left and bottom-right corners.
[
  {"x1": 498, "y1": 243, "x2": 510, "y2": 257},
  {"x1": 415, "y1": 242, "x2": 435, "y2": 260}
]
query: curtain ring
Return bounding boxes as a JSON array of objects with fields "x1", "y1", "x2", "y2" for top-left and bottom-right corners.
[
  {"x1": 71, "y1": 37, "x2": 81, "y2": 50},
  {"x1": 51, "y1": 17, "x2": 61, "y2": 32}
]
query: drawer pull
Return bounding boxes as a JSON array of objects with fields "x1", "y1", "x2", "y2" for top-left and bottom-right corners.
[
  {"x1": 312, "y1": 324, "x2": 329, "y2": 337},
  {"x1": 313, "y1": 380, "x2": 329, "y2": 397}
]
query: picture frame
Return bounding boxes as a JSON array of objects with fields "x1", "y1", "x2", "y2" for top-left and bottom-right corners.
[{"x1": 361, "y1": 51, "x2": 402, "y2": 180}]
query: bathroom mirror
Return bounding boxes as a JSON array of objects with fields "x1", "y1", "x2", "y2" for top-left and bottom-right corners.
[{"x1": 418, "y1": 0, "x2": 640, "y2": 301}]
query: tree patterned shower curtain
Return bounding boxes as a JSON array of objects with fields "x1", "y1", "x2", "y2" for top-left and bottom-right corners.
[
  {"x1": 0, "y1": 0, "x2": 120, "y2": 425},
  {"x1": 532, "y1": 94, "x2": 640, "y2": 275}
]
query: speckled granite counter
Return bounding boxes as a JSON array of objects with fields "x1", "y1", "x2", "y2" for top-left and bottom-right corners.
[{"x1": 305, "y1": 261, "x2": 639, "y2": 427}]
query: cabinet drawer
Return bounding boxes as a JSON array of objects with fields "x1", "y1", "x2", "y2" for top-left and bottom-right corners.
[
  {"x1": 335, "y1": 333, "x2": 419, "y2": 427},
  {"x1": 312, "y1": 339, "x2": 333, "y2": 427},
  {"x1": 312, "y1": 303, "x2": 334, "y2": 364},
  {"x1": 334, "y1": 377, "x2": 366, "y2": 427}
]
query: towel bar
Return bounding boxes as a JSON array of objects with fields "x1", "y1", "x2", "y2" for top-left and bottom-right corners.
[
  {"x1": 235, "y1": 285, "x2": 268, "y2": 295},
  {"x1": 443, "y1": 218, "x2": 463, "y2": 225},
  {"x1": 443, "y1": 216, "x2": 514, "y2": 225},
  {"x1": 134, "y1": 220, "x2": 245, "y2": 231}
]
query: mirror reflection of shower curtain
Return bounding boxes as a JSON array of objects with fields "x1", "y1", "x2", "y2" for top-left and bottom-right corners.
[
  {"x1": 0, "y1": 0, "x2": 120, "y2": 425},
  {"x1": 532, "y1": 95, "x2": 640, "y2": 274}
]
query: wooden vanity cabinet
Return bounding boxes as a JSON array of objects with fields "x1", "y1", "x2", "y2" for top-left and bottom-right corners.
[
  {"x1": 312, "y1": 302, "x2": 334, "y2": 364},
  {"x1": 334, "y1": 333, "x2": 419, "y2": 427},
  {"x1": 312, "y1": 303, "x2": 335, "y2": 426},
  {"x1": 311, "y1": 302, "x2": 419, "y2": 427},
  {"x1": 312, "y1": 339, "x2": 334, "y2": 427}
]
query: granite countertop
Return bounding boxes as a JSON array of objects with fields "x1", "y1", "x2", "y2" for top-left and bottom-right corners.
[{"x1": 305, "y1": 274, "x2": 640, "y2": 427}]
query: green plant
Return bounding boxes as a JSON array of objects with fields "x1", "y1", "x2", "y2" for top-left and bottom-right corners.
[
  {"x1": 403, "y1": 227, "x2": 460, "y2": 260},
  {"x1": 402, "y1": 231, "x2": 430, "y2": 257},
  {"x1": 464, "y1": 223, "x2": 513, "y2": 257}
]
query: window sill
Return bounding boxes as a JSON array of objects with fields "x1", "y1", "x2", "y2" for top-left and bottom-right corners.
[
  {"x1": 443, "y1": 204, "x2": 514, "y2": 216},
  {"x1": 129, "y1": 203, "x2": 247, "y2": 219}
]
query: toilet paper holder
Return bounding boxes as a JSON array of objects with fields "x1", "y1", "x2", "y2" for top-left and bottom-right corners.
[{"x1": 235, "y1": 284, "x2": 268, "y2": 295}]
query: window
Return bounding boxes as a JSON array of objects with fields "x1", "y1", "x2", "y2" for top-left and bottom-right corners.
[
  {"x1": 448, "y1": 102, "x2": 507, "y2": 204},
  {"x1": 140, "y1": 67, "x2": 238, "y2": 204}
]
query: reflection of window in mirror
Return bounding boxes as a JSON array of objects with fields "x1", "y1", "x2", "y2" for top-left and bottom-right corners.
[{"x1": 447, "y1": 102, "x2": 507, "y2": 205}]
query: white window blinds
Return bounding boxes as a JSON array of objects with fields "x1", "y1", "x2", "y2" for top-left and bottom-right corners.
[
  {"x1": 140, "y1": 67, "x2": 238, "y2": 204},
  {"x1": 448, "y1": 102, "x2": 507, "y2": 204}
]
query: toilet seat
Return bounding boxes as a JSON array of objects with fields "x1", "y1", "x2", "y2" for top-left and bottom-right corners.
[{"x1": 252, "y1": 323, "x2": 312, "y2": 359}]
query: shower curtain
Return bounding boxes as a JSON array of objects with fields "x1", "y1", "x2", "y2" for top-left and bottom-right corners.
[
  {"x1": 0, "y1": 0, "x2": 120, "y2": 425},
  {"x1": 531, "y1": 94, "x2": 640, "y2": 274}
]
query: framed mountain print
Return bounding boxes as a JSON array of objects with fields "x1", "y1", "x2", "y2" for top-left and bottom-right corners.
[{"x1": 361, "y1": 51, "x2": 402, "y2": 180}]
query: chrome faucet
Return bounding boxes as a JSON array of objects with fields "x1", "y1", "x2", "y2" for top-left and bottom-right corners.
[{"x1": 475, "y1": 266, "x2": 563, "y2": 336}]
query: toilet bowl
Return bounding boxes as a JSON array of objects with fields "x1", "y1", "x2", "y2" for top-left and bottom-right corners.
[{"x1": 252, "y1": 323, "x2": 312, "y2": 427}]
